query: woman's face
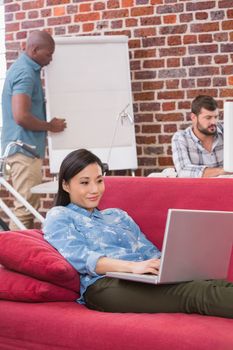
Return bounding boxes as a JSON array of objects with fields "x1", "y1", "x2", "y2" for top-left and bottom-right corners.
[{"x1": 63, "y1": 162, "x2": 105, "y2": 211}]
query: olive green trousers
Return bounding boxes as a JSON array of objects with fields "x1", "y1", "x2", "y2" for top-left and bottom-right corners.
[{"x1": 84, "y1": 277, "x2": 233, "y2": 318}]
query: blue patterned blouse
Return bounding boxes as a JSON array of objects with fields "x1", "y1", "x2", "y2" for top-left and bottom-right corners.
[{"x1": 43, "y1": 203, "x2": 161, "y2": 304}]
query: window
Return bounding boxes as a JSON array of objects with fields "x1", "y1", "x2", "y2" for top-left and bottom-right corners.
[{"x1": 0, "y1": 2, "x2": 6, "y2": 127}]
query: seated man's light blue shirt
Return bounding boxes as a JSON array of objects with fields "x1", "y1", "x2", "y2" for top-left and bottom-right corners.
[
  {"x1": 43, "y1": 204, "x2": 161, "y2": 304},
  {"x1": 1, "y1": 52, "x2": 46, "y2": 158}
]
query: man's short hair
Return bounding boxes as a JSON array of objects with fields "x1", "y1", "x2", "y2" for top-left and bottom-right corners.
[{"x1": 191, "y1": 95, "x2": 218, "y2": 116}]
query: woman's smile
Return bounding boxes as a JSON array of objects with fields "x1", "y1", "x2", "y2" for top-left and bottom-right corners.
[{"x1": 87, "y1": 195, "x2": 100, "y2": 202}]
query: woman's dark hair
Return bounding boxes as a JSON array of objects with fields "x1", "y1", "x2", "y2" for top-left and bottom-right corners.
[
  {"x1": 55, "y1": 149, "x2": 104, "y2": 206},
  {"x1": 191, "y1": 95, "x2": 218, "y2": 116}
]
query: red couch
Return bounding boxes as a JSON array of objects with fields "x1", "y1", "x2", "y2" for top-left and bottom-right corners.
[{"x1": 0, "y1": 176, "x2": 233, "y2": 350}]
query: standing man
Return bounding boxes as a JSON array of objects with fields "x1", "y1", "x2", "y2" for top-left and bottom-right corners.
[
  {"x1": 172, "y1": 95, "x2": 231, "y2": 178},
  {"x1": 1, "y1": 30, "x2": 67, "y2": 229}
]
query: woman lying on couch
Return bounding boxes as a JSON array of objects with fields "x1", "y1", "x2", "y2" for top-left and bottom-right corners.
[{"x1": 43, "y1": 149, "x2": 233, "y2": 317}]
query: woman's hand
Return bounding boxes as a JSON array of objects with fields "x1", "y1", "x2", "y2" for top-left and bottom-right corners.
[
  {"x1": 130, "y1": 259, "x2": 160, "y2": 275},
  {"x1": 96, "y1": 257, "x2": 160, "y2": 275}
]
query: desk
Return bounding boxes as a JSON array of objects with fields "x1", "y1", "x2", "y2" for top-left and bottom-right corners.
[{"x1": 31, "y1": 181, "x2": 58, "y2": 194}]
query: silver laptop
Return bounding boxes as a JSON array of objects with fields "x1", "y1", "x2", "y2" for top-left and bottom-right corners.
[{"x1": 106, "y1": 209, "x2": 233, "y2": 284}]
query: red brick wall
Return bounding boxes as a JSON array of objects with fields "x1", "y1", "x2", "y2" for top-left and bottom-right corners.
[{"x1": 2, "y1": 0, "x2": 233, "y2": 221}]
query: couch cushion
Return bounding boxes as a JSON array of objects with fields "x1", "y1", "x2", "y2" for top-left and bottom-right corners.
[
  {"x1": 0, "y1": 300, "x2": 233, "y2": 350},
  {"x1": 0, "y1": 231, "x2": 80, "y2": 292},
  {"x1": 15, "y1": 228, "x2": 45, "y2": 240},
  {"x1": 0, "y1": 265, "x2": 78, "y2": 302}
]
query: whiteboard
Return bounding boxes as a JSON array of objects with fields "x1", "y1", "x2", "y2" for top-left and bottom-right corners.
[{"x1": 45, "y1": 35, "x2": 138, "y2": 174}]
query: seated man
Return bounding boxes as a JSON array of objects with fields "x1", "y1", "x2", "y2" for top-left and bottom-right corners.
[{"x1": 172, "y1": 95, "x2": 231, "y2": 178}]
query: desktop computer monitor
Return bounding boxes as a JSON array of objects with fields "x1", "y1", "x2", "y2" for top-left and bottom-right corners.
[{"x1": 223, "y1": 100, "x2": 233, "y2": 172}]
